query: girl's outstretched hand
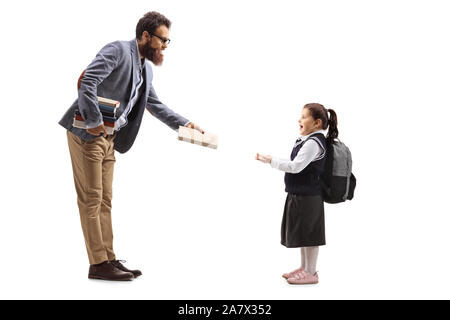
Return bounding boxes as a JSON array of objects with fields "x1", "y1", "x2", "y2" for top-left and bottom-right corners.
[{"x1": 256, "y1": 153, "x2": 272, "y2": 164}]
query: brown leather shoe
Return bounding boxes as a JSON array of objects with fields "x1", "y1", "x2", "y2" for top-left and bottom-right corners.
[
  {"x1": 110, "y1": 260, "x2": 142, "y2": 278},
  {"x1": 88, "y1": 261, "x2": 134, "y2": 281}
]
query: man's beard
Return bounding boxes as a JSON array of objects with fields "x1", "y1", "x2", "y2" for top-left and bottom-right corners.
[{"x1": 141, "y1": 41, "x2": 164, "y2": 66}]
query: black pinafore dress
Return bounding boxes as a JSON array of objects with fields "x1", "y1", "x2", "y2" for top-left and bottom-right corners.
[{"x1": 281, "y1": 133, "x2": 327, "y2": 248}]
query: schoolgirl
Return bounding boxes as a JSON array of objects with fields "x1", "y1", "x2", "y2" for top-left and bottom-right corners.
[{"x1": 256, "y1": 103, "x2": 338, "y2": 284}]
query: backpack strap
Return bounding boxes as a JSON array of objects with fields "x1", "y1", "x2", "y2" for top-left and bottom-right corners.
[
  {"x1": 343, "y1": 144, "x2": 352, "y2": 200},
  {"x1": 306, "y1": 136, "x2": 326, "y2": 162}
]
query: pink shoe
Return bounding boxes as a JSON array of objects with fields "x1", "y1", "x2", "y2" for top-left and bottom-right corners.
[
  {"x1": 282, "y1": 267, "x2": 304, "y2": 279},
  {"x1": 287, "y1": 270, "x2": 319, "y2": 285}
]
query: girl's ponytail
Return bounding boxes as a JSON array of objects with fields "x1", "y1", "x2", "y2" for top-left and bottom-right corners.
[
  {"x1": 327, "y1": 108, "x2": 339, "y2": 143},
  {"x1": 304, "y1": 103, "x2": 339, "y2": 143}
]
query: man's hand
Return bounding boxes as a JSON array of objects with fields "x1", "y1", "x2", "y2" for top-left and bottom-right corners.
[
  {"x1": 186, "y1": 122, "x2": 205, "y2": 134},
  {"x1": 256, "y1": 153, "x2": 272, "y2": 164},
  {"x1": 86, "y1": 124, "x2": 107, "y2": 136}
]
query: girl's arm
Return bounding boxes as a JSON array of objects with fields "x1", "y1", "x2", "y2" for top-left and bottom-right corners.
[{"x1": 269, "y1": 140, "x2": 322, "y2": 173}]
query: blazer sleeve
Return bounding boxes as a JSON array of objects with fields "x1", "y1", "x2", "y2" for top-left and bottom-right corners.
[
  {"x1": 146, "y1": 84, "x2": 190, "y2": 131},
  {"x1": 78, "y1": 42, "x2": 122, "y2": 128}
]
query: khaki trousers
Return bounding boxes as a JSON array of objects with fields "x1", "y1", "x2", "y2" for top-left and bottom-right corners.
[{"x1": 67, "y1": 131, "x2": 116, "y2": 265}]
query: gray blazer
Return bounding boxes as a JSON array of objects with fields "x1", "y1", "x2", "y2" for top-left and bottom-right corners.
[{"x1": 59, "y1": 39, "x2": 189, "y2": 153}]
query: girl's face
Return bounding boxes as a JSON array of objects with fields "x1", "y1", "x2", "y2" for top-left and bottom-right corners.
[{"x1": 298, "y1": 107, "x2": 322, "y2": 136}]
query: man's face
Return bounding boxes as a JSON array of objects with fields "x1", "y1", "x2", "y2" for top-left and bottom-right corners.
[{"x1": 140, "y1": 25, "x2": 170, "y2": 66}]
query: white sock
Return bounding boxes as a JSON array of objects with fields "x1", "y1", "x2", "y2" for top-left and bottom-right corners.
[
  {"x1": 305, "y1": 246, "x2": 319, "y2": 275},
  {"x1": 300, "y1": 248, "x2": 306, "y2": 269}
]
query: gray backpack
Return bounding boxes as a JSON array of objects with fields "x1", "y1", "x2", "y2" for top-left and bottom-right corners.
[{"x1": 320, "y1": 140, "x2": 356, "y2": 203}]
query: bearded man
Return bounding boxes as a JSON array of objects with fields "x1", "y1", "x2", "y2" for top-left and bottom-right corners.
[{"x1": 59, "y1": 11, "x2": 203, "y2": 281}]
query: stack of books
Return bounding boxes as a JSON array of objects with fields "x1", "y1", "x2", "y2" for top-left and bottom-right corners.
[{"x1": 72, "y1": 97, "x2": 120, "y2": 134}]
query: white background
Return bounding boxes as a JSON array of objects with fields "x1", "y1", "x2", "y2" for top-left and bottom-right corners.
[{"x1": 0, "y1": 0, "x2": 449, "y2": 299}]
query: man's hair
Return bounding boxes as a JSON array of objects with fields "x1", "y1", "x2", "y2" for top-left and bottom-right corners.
[{"x1": 136, "y1": 11, "x2": 171, "y2": 40}]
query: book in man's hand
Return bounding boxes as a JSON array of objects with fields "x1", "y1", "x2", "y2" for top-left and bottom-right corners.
[
  {"x1": 73, "y1": 114, "x2": 115, "y2": 135},
  {"x1": 98, "y1": 96, "x2": 120, "y2": 108},
  {"x1": 74, "y1": 111, "x2": 117, "y2": 123},
  {"x1": 99, "y1": 105, "x2": 116, "y2": 117}
]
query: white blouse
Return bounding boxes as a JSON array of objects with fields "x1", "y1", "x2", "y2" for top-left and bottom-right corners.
[{"x1": 270, "y1": 130, "x2": 327, "y2": 174}]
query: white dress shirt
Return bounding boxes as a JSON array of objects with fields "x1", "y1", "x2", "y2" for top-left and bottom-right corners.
[{"x1": 270, "y1": 129, "x2": 327, "y2": 174}]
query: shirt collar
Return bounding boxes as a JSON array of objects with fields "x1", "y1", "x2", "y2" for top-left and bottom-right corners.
[{"x1": 299, "y1": 129, "x2": 327, "y2": 141}]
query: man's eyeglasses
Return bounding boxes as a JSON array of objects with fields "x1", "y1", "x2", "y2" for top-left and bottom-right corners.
[{"x1": 151, "y1": 34, "x2": 171, "y2": 45}]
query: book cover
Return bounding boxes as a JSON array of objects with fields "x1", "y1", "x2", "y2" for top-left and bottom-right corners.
[
  {"x1": 75, "y1": 110, "x2": 117, "y2": 122},
  {"x1": 74, "y1": 115, "x2": 115, "y2": 127},
  {"x1": 98, "y1": 96, "x2": 120, "y2": 108},
  {"x1": 98, "y1": 109, "x2": 115, "y2": 118},
  {"x1": 102, "y1": 115, "x2": 117, "y2": 123},
  {"x1": 73, "y1": 119, "x2": 114, "y2": 134},
  {"x1": 99, "y1": 104, "x2": 116, "y2": 114}
]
